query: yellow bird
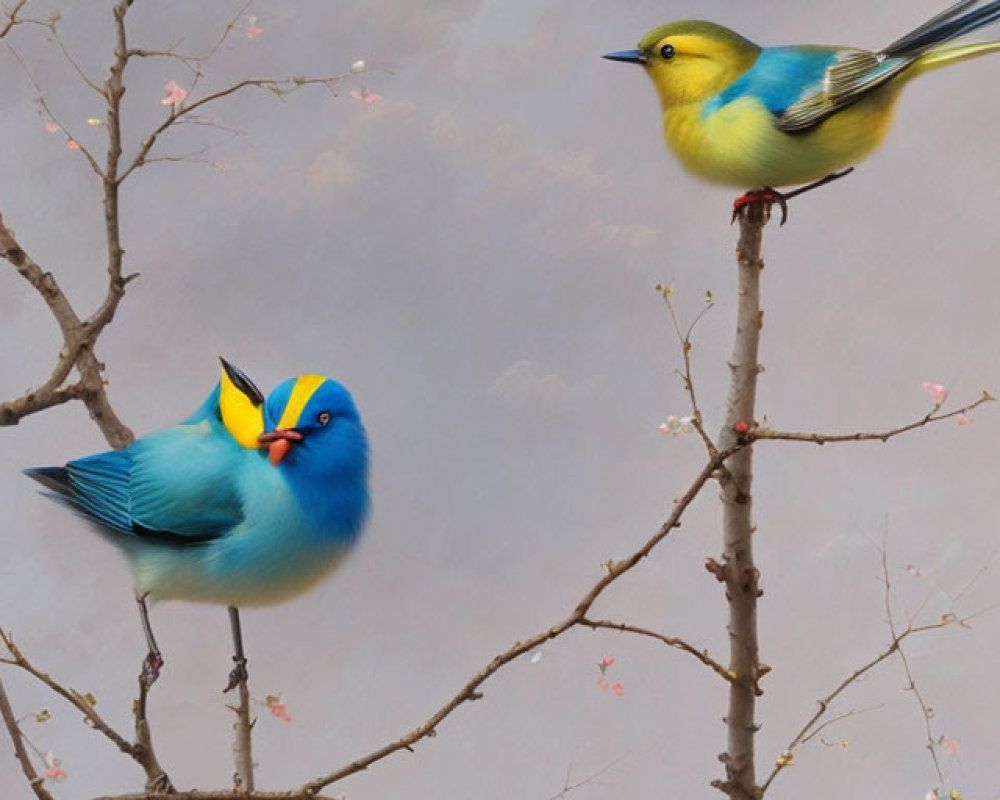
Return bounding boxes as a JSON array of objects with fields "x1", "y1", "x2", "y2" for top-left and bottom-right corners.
[{"x1": 604, "y1": 1, "x2": 1000, "y2": 219}]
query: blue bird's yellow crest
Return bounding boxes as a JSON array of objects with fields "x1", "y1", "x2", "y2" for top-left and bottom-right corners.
[{"x1": 219, "y1": 365, "x2": 264, "y2": 448}]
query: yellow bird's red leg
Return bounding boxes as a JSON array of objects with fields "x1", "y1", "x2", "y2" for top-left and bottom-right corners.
[{"x1": 732, "y1": 167, "x2": 856, "y2": 226}]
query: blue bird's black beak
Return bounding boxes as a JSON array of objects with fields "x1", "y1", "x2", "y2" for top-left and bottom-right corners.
[{"x1": 602, "y1": 49, "x2": 647, "y2": 65}]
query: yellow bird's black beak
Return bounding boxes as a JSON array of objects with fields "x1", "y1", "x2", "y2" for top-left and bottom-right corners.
[{"x1": 602, "y1": 49, "x2": 647, "y2": 65}]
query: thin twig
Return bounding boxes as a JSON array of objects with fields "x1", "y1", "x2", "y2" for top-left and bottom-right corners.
[
  {"x1": 0, "y1": 677, "x2": 55, "y2": 800},
  {"x1": 547, "y1": 753, "x2": 627, "y2": 800},
  {"x1": 659, "y1": 286, "x2": 717, "y2": 455},
  {"x1": 750, "y1": 392, "x2": 993, "y2": 446},
  {"x1": 799, "y1": 704, "x2": 886, "y2": 746},
  {"x1": 120, "y1": 73, "x2": 351, "y2": 181},
  {"x1": 580, "y1": 619, "x2": 735, "y2": 683},
  {"x1": 881, "y1": 546, "x2": 943, "y2": 785}
]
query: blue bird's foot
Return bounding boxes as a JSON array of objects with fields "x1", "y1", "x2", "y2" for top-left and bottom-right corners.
[
  {"x1": 223, "y1": 655, "x2": 249, "y2": 694},
  {"x1": 140, "y1": 652, "x2": 164, "y2": 689}
]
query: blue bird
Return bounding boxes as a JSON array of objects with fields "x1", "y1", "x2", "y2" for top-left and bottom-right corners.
[{"x1": 25, "y1": 359, "x2": 370, "y2": 688}]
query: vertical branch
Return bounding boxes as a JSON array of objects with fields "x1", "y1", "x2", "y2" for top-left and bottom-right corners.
[
  {"x1": 231, "y1": 682, "x2": 255, "y2": 792},
  {"x1": 713, "y1": 203, "x2": 768, "y2": 799},
  {"x1": 0, "y1": 678, "x2": 55, "y2": 800}
]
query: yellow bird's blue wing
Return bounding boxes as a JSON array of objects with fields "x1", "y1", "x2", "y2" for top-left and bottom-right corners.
[{"x1": 779, "y1": 0, "x2": 1000, "y2": 132}]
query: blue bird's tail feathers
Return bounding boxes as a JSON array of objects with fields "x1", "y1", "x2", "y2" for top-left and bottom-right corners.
[
  {"x1": 23, "y1": 466, "x2": 72, "y2": 496},
  {"x1": 885, "y1": 0, "x2": 1000, "y2": 56}
]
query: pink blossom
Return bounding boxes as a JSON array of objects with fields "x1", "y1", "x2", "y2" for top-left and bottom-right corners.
[
  {"x1": 922, "y1": 382, "x2": 948, "y2": 404},
  {"x1": 350, "y1": 88, "x2": 383, "y2": 105},
  {"x1": 940, "y1": 737, "x2": 959, "y2": 755},
  {"x1": 926, "y1": 791, "x2": 940, "y2": 800},
  {"x1": 957, "y1": 415, "x2": 973, "y2": 426},
  {"x1": 161, "y1": 81, "x2": 188, "y2": 107},
  {"x1": 246, "y1": 25, "x2": 262, "y2": 38},
  {"x1": 65, "y1": 140, "x2": 80, "y2": 150},
  {"x1": 904, "y1": 563, "x2": 923, "y2": 578},
  {"x1": 599, "y1": 656, "x2": 615, "y2": 669},
  {"x1": 611, "y1": 682, "x2": 624, "y2": 696},
  {"x1": 42, "y1": 752, "x2": 66, "y2": 782},
  {"x1": 43, "y1": 121, "x2": 60, "y2": 133},
  {"x1": 596, "y1": 677, "x2": 608, "y2": 688}
]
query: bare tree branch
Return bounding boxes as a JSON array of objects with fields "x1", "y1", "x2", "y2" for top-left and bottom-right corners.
[
  {"x1": 97, "y1": 793, "x2": 339, "y2": 800},
  {"x1": 0, "y1": 677, "x2": 55, "y2": 800},
  {"x1": 298, "y1": 443, "x2": 744, "y2": 795},
  {"x1": 750, "y1": 391, "x2": 994, "y2": 446},
  {"x1": 580, "y1": 619, "x2": 735, "y2": 683},
  {"x1": 121, "y1": 74, "x2": 349, "y2": 182},
  {"x1": 710, "y1": 201, "x2": 767, "y2": 800},
  {"x1": 0, "y1": 628, "x2": 172, "y2": 790},
  {"x1": 0, "y1": 0, "x2": 28, "y2": 39}
]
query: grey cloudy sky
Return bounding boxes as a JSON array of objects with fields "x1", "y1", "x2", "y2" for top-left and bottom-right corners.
[{"x1": 2, "y1": 1, "x2": 1000, "y2": 798}]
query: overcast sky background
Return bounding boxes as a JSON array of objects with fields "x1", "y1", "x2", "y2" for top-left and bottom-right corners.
[{"x1": 2, "y1": 1, "x2": 1000, "y2": 798}]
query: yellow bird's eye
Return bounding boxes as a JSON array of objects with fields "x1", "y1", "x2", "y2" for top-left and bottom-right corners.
[
  {"x1": 317, "y1": 411, "x2": 332, "y2": 426},
  {"x1": 659, "y1": 43, "x2": 676, "y2": 60}
]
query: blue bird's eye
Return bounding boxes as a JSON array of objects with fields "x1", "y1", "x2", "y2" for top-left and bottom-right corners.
[
  {"x1": 659, "y1": 43, "x2": 676, "y2": 60},
  {"x1": 317, "y1": 412, "x2": 332, "y2": 426}
]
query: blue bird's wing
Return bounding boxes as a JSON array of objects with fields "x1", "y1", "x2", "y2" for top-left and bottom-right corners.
[{"x1": 28, "y1": 421, "x2": 247, "y2": 546}]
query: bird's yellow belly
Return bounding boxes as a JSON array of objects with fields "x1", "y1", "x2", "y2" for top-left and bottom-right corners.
[{"x1": 662, "y1": 90, "x2": 900, "y2": 189}]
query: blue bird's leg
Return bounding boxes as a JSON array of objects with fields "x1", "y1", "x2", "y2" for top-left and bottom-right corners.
[
  {"x1": 732, "y1": 167, "x2": 856, "y2": 226},
  {"x1": 223, "y1": 606, "x2": 249, "y2": 694},
  {"x1": 136, "y1": 593, "x2": 164, "y2": 689}
]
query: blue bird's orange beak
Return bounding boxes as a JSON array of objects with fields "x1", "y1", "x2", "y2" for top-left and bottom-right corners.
[
  {"x1": 602, "y1": 49, "x2": 646, "y2": 65},
  {"x1": 257, "y1": 429, "x2": 303, "y2": 466}
]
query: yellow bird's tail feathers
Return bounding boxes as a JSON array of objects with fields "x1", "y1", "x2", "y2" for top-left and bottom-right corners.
[{"x1": 910, "y1": 40, "x2": 1000, "y2": 77}]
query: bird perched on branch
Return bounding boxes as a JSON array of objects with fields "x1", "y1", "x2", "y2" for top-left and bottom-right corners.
[
  {"x1": 25, "y1": 359, "x2": 370, "y2": 689},
  {"x1": 604, "y1": 0, "x2": 1000, "y2": 221}
]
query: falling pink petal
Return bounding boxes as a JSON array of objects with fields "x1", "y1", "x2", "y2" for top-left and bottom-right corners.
[
  {"x1": 904, "y1": 563, "x2": 923, "y2": 578},
  {"x1": 611, "y1": 682, "x2": 624, "y2": 696},
  {"x1": 264, "y1": 695, "x2": 292, "y2": 721},
  {"x1": 65, "y1": 140, "x2": 80, "y2": 150},
  {"x1": 350, "y1": 88, "x2": 383, "y2": 105},
  {"x1": 246, "y1": 25, "x2": 262, "y2": 38},
  {"x1": 596, "y1": 677, "x2": 608, "y2": 688},
  {"x1": 922, "y1": 382, "x2": 948, "y2": 404},
  {"x1": 957, "y1": 415, "x2": 973, "y2": 426},
  {"x1": 161, "y1": 81, "x2": 188, "y2": 107},
  {"x1": 43, "y1": 121, "x2": 60, "y2": 133}
]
